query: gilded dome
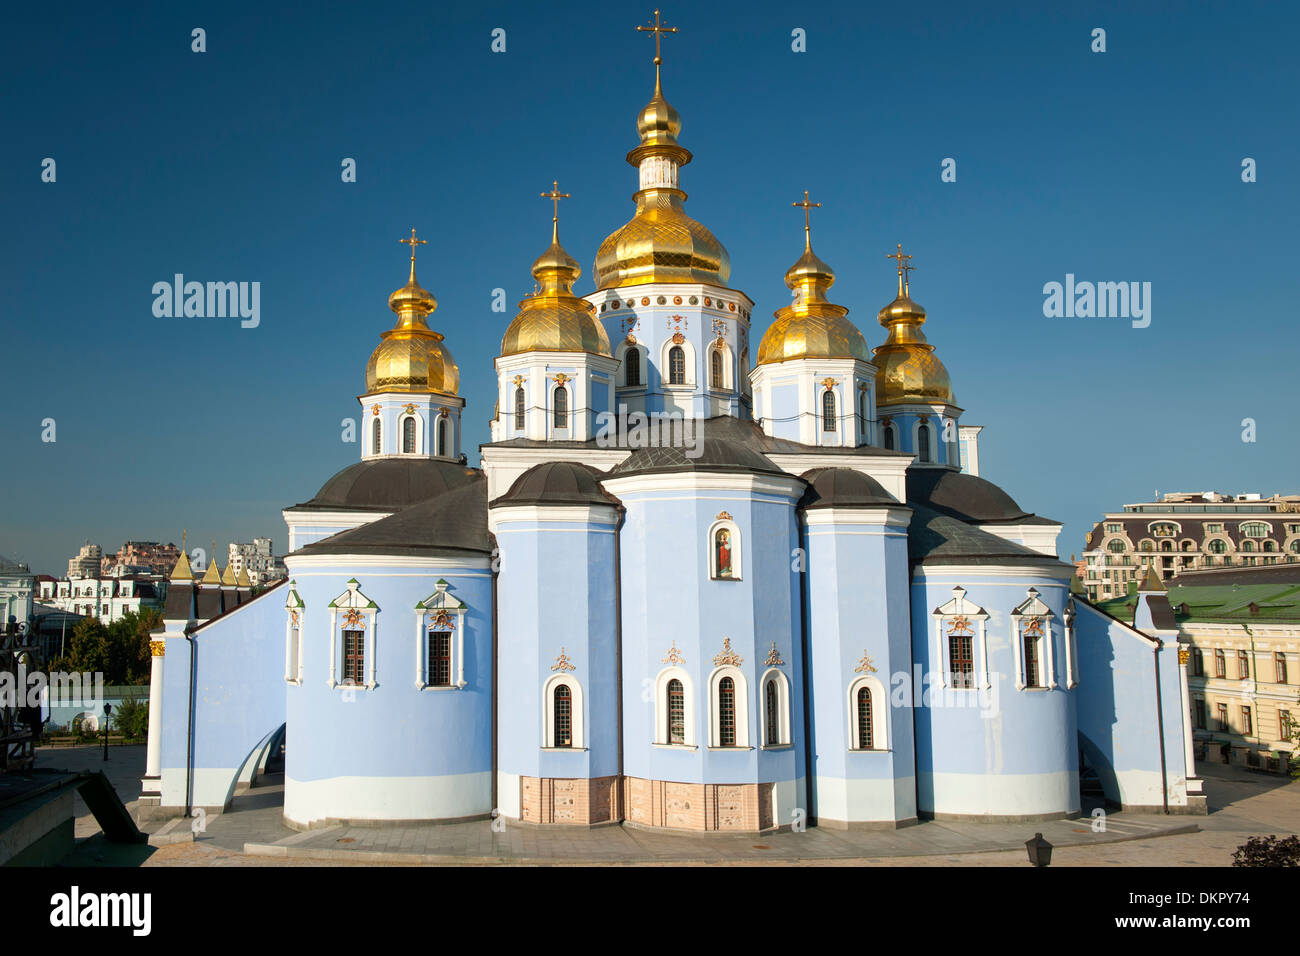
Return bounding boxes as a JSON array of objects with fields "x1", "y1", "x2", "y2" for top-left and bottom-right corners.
[
  {"x1": 593, "y1": 74, "x2": 730, "y2": 289},
  {"x1": 365, "y1": 253, "x2": 459, "y2": 396},
  {"x1": 502, "y1": 216, "x2": 612, "y2": 357},
  {"x1": 756, "y1": 233, "x2": 870, "y2": 366},
  {"x1": 872, "y1": 267, "x2": 954, "y2": 406}
]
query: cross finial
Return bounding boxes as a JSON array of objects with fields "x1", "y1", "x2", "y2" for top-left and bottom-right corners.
[
  {"x1": 793, "y1": 189, "x2": 822, "y2": 249},
  {"x1": 637, "y1": 9, "x2": 677, "y2": 88},
  {"x1": 887, "y1": 242, "x2": 915, "y2": 293},
  {"x1": 399, "y1": 227, "x2": 427, "y2": 263},
  {"x1": 540, "y1": 180, "x2": 570, "y2": 244}
]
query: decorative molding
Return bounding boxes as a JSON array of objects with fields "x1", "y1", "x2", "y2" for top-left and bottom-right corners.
[
  {"x1": 439, "y1": 407, "x2": 450, "y2": 418},
  {"x1": 371, "y1": 405, "x2": 380, "y2": 416},
  {"x1": 764, "y1": 642, "x2": 785, "y2": 667},
  {"x1": 150, "y1": 640, "x2": 166, "y2": 657},
  {"x1": 671, "y1": 331, "x2": 685, "y2": 345},
  {"x1": 715, "y1": 510, "x2": 733, "y2": 521},
  {"x1": 821, "y1": 377, "x2": 837, "y2": 389},
  {"x1": 553, "y1": 372, "x2": 570, "y2": 385},
  {"x1": 403, "y1": 403, "x2": 417, "y2": 415},
  {"x1": 854, "y1": 651, "x2": 877, "y2": 674},
  {"x1": 512, "y1": 374, "x2": 525, "y2": 387},
  {"x1": 1178, "y1": 647, "x2": 1191, "y2": 665},
  {"x1": 551, "y1": 647, "x2": 576, "y2": 673},
  {"x1": 662, "y1": 641, "x2": 686, "y2": 665},
  {"x1": 712, "y1": 637, "x2": 743, "y2": 667}
]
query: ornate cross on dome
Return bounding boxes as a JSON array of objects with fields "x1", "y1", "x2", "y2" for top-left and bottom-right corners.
[
  {"x1": 399, "y1": 228, "x2": 427, "y2": 263},
  {"x1": 793, "y1": 189, "x2": 822, "y2": 247},
  {"x1": 637, "y1": 8, "x2": 677, "y2": 67},
  {"x1": 541, "y1": 180, "x2": 570, "y2": 225},
  {"x1": 887, "y1": 243, "x2": 916, "y2": 285}
]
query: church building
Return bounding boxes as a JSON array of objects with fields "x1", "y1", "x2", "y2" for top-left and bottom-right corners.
[{"x1": 143, "y1": 15, "x2": 1203, "y2": 832}]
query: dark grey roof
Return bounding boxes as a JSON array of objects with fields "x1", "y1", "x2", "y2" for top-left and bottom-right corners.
[
  {"x1": 162, "y1": 581, "x2": 195, "y2": 619},
  {"x1": 491, "y1": 462, "x2": 620, "y2": 508},
  {"x1": 800, "y1": 468, "x2": 900, "y2": 509},
  {"x1": 298, "y1": 479, "x2": 492, "y2": 557},
  {"x1": 195, "y1": 586, "x2": 224, "y2": 620},
  {"x1": 907, "y1": 469, "x2": 1059, "y2": 526},
  {"x1": 1171, "y1": 564, "x2": 1300, "y2": 587},
  {"x1": 907, "y1": 504, "x2": 1070, "y2": 569},
  {"x1": 610, "y1": 437, "x2": 785, "y2": 477},
  {"x1": 1145, "y1": 595, "x2": 1178, "y2": 630},
  {"x1": 290, "y1": 458, "x2": 481, "y2": 512}
]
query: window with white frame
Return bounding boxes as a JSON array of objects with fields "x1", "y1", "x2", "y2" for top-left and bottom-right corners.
[
  {"x1": 624, "y1": 346, "x2": 642, "y2": 387},
  {"x1": 708, "y1": 515, "x2": 741, "y2": 580},
  {"x1": 402, "y1": 415, "x2": 417, "y2": 453},
  {"x1": 543, "y1": 673, "x2": 584, "y2": 749},
  {"x1": 514, "y1": 387, "x2": 525, "y2": 430},
  {"x1": 371, "y1": 417, "x2": 381, "y2": 455},
  {"x1": 436, "y1": 416, "x2": 449, "y2": 456},
  {"x1": 1011, "y1": 587, "x2": 1056, "y2": 691},
  {"x1": 415, "y1": 580, "x2": 468, "y2": 689},
  {"x1": 932, "y1": 586, "x2": 989, "y2": 690},
  {"x1": 328, "y1": 579, "x2": 378, "y2": 690},
  {"x1": 708, "y1": 665, "x2": 749, "y2": 748},
  {"x1": 284, "y1": 584, "x2": 304, "y2": 684},
  {"x1": 822, "y1": 389, "x2": 836, "y2": 432},
  {"x1": 552, "y1": 385, "x2": 568, "y2": 429},
  {"x1": 760, "y1": 668, "x2": 790, "y2": 746},
  {"x1": 847, "y1": 675, "x2": 887, "y2": 751},
  {"x1": 654, "y1": 667, "x2": 695, "y2": 746}
]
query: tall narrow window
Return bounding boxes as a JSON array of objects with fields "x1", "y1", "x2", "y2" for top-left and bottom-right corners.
[
  {"x1": 948, "y1": 624, "x2": 974, "y2": 688},
  {"x1": 553, "y1": 684, "x2": 572, "y2": 748},
  {"x1": 437, "y1": 417, "x2": 448, "y2": 456},
  {"x1": 1193, "y1": 649, "x2": 1204, "y2": 677},
  {"x1": 710, "y1": 349, "x2": 724, "y2": 388},
  {"x1": 1023, "y1": 628, "x2": 1042, "y2": 688},
  {"x1": 822, "y1": 389, "x2": 836, "y2": 432},
  {"x1": 883, "y1": 424, "x2": 895, "y2": 450},
  {"x1": 856, "y1": 686, "x2": 874, "y2": 749},
  {"x1": 553, "y1": 387, "x2": 568, "y2": 428},
  {"x1": 402, "y1": 416, "x2": 416, "y2": 453},
  {"x1": 764, "y1": 679, "x2": 778, "y2": 746},
  {"x1": 1238, "y1": 650, "x2": 1250, "y2": 680},
  {"x1": 668, "y1": 346, "x2": 685, "y2": 385},
  {"x1": 1241, "y1": 706, "x2": 1252, "y2": 735},
  {"x1": 1193, "y1": 698, "x2": 1206, "y2": 730},
  {"x1": 371, "y1": 418, "x2": 381, "y2": 455},
  {"x1": 626, "y1": 348, "x2": 641, "y2": 387},
  {"x1": 514, "y1": 387, "x2": 525, "y2": 429},
  {"x1": 858, "y1": 393, "x2": 867, "y2": 435},
  {"x1": 1276, "y1": 652, "x2": 1289, "y2": 684},
  {"x1": 667, "y1": 679, "x2": 685, "y2": 744},
  {"x1": 342, "y1": 629, "x2": 365, "y2": 684},
  {"x1": 713, "y1": 527, "x2": 734, "y2": 579},
  {"x1": 427, "y1": 630, "x2": 451, "y2": 686},
  {"x1": 917, "y1": 422, "x2": 932, "y2": 462},
  {"x1": 718, "y1": 677, "x2": 736, "y2": 746},
  {"x1": 1215, "y1": 650, "x2": 1226, "y2": 678},
  {"x1": 1216, "y1": 702, "x2": 1228, "y2": 731}
]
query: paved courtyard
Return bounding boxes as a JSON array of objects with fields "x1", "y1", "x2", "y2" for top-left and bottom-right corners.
[{"x1": 38, "y1": 744, "x2": 1298, "y2": 866}]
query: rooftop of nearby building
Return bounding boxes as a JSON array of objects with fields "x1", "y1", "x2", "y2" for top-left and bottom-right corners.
[{"x1": 1093, "y1": 564, "x2": 1300, "y2": 625}]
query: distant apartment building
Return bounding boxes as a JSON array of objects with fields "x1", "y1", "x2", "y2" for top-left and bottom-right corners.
[
  {"x1": 66, "y1": 542, "x2": 102, "y2": 579},
  {"x1": 1081, "y1": 491, "x2": 1300, "y2": 602},
  {"x1": 101, "y1": 540, "x2": 181, "y2": 576},
  {"x1": 227, "y1": 537, "x2": 284, "y2": 585},
  {"x1": 37, "y1": 573, "x2": 165, "y2": 623}
]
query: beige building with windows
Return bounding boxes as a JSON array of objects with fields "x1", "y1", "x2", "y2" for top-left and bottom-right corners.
[
  {"x1": 1098, "y1": 564, "x2": 1300, "y2": 773},
  {"x1": 1082, "y1": 491, "x2": 1300, "y2": 603}
]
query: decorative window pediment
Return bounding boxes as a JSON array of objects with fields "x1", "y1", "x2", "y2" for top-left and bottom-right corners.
[
  {"x1": 284, "y1": 582, "x2": 305, "y2": 684},
  {"x1": 931, "y1": 586, "x2": 989, "y2": 690},
  {"x1": 327, "y1": 579, "x2": 379, "y2": 691},
  {"x1": 1010, "y1": 587, "x2": 1057, "y2": 691},
  {"x1": 415, "y1": 579, "x2": 469, "y2": 689}
]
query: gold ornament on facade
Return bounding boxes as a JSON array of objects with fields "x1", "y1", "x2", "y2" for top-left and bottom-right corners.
[
  {"x1": 150, "y1": 640, "x2": 166, "y2": 657},
  {"x1": 662, "y1": 641, "x2": 686, "y2": 665},
  {"x1": 757, "y1": 192, "x2": 871, "y2": 367},
  {"x1": 765, "y1": 642, "x2": 785, "y2": 667},
  {"x1": 715, "y1": 510, "x2": 733, "y2": 521},
  {"x1": 854, "y1": 652, "x2": 877, "y2": 674},
  {"x1": 551, "y1": 648, "x2": 577, "y2": 673},
  {"x1": 365, "y1": 229, "x2": 460, "y2": 397},
  {"x1": 500, "y1": 183, "x2": 612, "y2": 358},
  {"x1": 872, "y1": 244, "x2": 954, "y2": 406},
  {"x1": 712, "y1": 637, "x2": 744, "y2": 667},
  {"x1": 671, "y1": 331, "x2": 685, "y2": 345}
]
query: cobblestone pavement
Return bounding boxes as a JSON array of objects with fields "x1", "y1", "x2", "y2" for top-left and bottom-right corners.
[{"x1": 42, "y1": 743, "x2": 1298, "y2": 866}]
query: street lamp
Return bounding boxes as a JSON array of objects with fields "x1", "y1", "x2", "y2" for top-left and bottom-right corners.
[
  {"x1": 102, "y1": 702, "x2": 113, "y2": 761},
  {"x1": 1025, "y1": 832, "x2": 1053, "y2": 867}
]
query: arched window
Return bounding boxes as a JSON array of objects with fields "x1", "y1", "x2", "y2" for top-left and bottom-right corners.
[
  {"x1": 709, "y1": 519, "x2": 741, "y2": 580},
  {"x1": 1160, "y1": 540, "x2": 1173, "y2": 552},
  {"x1": 668, "y1": 346, "x2": 686, "y2": 385},
  {"x1": 553, "y1": 684, "x2": 572, "y2": 748},
  {"x1": 822, "y1": 389, "x2": 836, "y2": 432},
  {"x1": 514, "y1": 387, "x2": 525, "y2": 430},
  {"x1": 917, "y1": 422, "x2": 932, "y2": 462},
  {"x1": 371, "y1": 417, "x2": 381, "y2": 455},
  {"x1": 402, "y1": 416, "x2": 416, "y2": 453},
  {"x1": 1208, "y1": 539, "x2": 1228, "y2": 554},
  {"x1": 883, "y1": 424, "x2": 895, "y2": 450},
  {"x1": 858, "y1": 392, "x2": 867, "y2": 436},
  {"x1": 1241, "y1": 522, "x2": 1270, "y2": 538},
  {"x1": 1107, "y1": 539, "x2": 1126, "y2": 553},
  {"x1": 718, "y1": 677, "x2": 736, "y2": 746},
  {"x1": 710, "y1": 349, "x2": 724, "y2": 389},
  {"x1": 553, "y1": 387, "x2": 568, "y2": 428},
  {"x1": 1290, "y1": 541, "x2": 1300, "y2": 555},
  {"x1": 667, "y1": 678, "x2": 685, "y2": 744},
  {"x1": 625, "y1": 348, "x2": 641, "y2": 387},
  {"x1": 434, "y1": 417, "x2": 446, "y2": 456},
  {"x1": 1242, "y1": 540, "x2": 1256, "y2": 553},
  {"x1": 764, "y1": 679, "x2": 778, "y2": 746},
  {"x1": 1263, "y1": 540, "x2": 1278, "y2": 552},
  {"x1": 856, "y1": 686, "x2": 874, "y2": 749}
]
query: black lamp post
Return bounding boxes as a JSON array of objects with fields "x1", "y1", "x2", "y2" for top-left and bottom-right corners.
[
  {"x1": 1025, "y1": 832, "x2": 1053, "y2": 867},
  {"x1": 102, "y1": 702, "x2": 113, "y2": 761}
]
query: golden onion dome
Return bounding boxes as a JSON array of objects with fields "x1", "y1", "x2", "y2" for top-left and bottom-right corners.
[
  {"x1": 502, "y1": 210, "x2": 612, "y2": 357},
  {"x1": 593, "y1": 71, "x2": 730, "y2": 290},
  {"x1": 365, "y1": 238, "x2": 459, "y2": 396},
  {"x1": 756, "y1": 220, "x2": 870, "y2": 366},
  {"x1": 872, "y1": 252, "x2": 954, "y2": 406}
]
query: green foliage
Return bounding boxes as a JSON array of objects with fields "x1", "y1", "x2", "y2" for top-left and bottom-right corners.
[
  {"x1": 46, "y1": 607, "x2": 163, "y2": 685},
  {"x1": 111, "y1": 694, "x2": 149, "y2": 739},
  {"x1": 1232, "y1": 834, "x2": 1300, "y2": 867}
]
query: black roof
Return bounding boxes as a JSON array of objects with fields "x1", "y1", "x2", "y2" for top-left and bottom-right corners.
[
  {"x1": 907, "y1": 504, "x2": 1070, "y2": 569},
  {"x1": 290, "y1": 458, "x2": 481, "y2": 512},
  {"x1": 297, "y1": 478, "x2": 492, "y2": 557},
  {"x1": 800, "y1": 468, "x2": 900, "y2": 509},
  {"x1": 907, "y1": 469, "x2": 1059, "y2": 526},
  {"x1": 610, "y1": 437, "x2": 785, "y2": 477},
  {"x1": 491, "y1": 462, "x2": 620, "y2": 508}
]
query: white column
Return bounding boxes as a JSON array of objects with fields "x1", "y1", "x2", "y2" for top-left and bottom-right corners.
[
  {"x1": 142, "y1": 639, "x2": 165, "y2": 793},
  {"x1": 1178, "y1": 646, "x2": 1203, "y2": 794}
]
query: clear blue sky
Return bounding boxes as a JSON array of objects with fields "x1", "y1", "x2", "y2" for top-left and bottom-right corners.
[{"x1": 2, "y1": 0, "x2": 1296, "y2": 576}]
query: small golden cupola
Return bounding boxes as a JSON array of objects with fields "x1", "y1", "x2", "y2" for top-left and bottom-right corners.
[
  {"x1": 593, "y1": 10, "x2": 730, "y2": 289},
  {"x1": 757, "y1": 192, "x2": 870, "y2": 366},
  {"x1": 872, "y1": 244, "x2": 954, "y2": 406},
  {"x1": 365, "y1": 229, "x2": 459, "y2": 396},
  {"x1": 501, "y1": 183, "x2": 612, "y2": 357}
]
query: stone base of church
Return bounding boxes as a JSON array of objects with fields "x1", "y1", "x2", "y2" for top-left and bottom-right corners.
[
  {"x1": 814, "y1": 815, "x2": 920, "y2": 831},
  {"x1": 518, "y1": 775, "x2": 622, "y2": 826},
  {"x1": 621, "y1": 776, "x2": 776, "y2": 832},
  {"x1": 922, "y1": 809, "x2": 1076, "y2": 823}
]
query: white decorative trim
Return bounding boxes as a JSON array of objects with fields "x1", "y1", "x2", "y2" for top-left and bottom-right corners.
[
  {"x1": 847, "y1": 673, "x2": 888, "y2": 751},
  {"x1": 284, "y1": 583, "x2": 305, "y2": 684},
  {"x1": 707, "y1": 515, "x2": 742, "y2": 581},
  {"x1": 707, "y1": 664, "x2": 749, "y2": 748},
  {"x1": 759, "y1": 667, "x2": 790, "y2": 747},
  {"x1": 654, "y1": 666, "x2": 695, "y2": 746},
  {"x1": 415, "y1": 579, "x2": 468, "y2": 690},
  {"x1": 931, "y1": 586, "x2": 990, "y2": 690},
  {"x1": 398, "y1": 411, "x2": 423, "y2": 455},
  {"x1": 327, "y1": 579, "x2": 379, "y2": 690},
  {"x1": 1010, "y1": 587, "x2": 1057, "y2": 691},
  {"x1": 660, "y1": 336, "x2": 696, "y2": 387},
  {"x1": 542, "y1": 673, "x2": 584, "y2": 748}
]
